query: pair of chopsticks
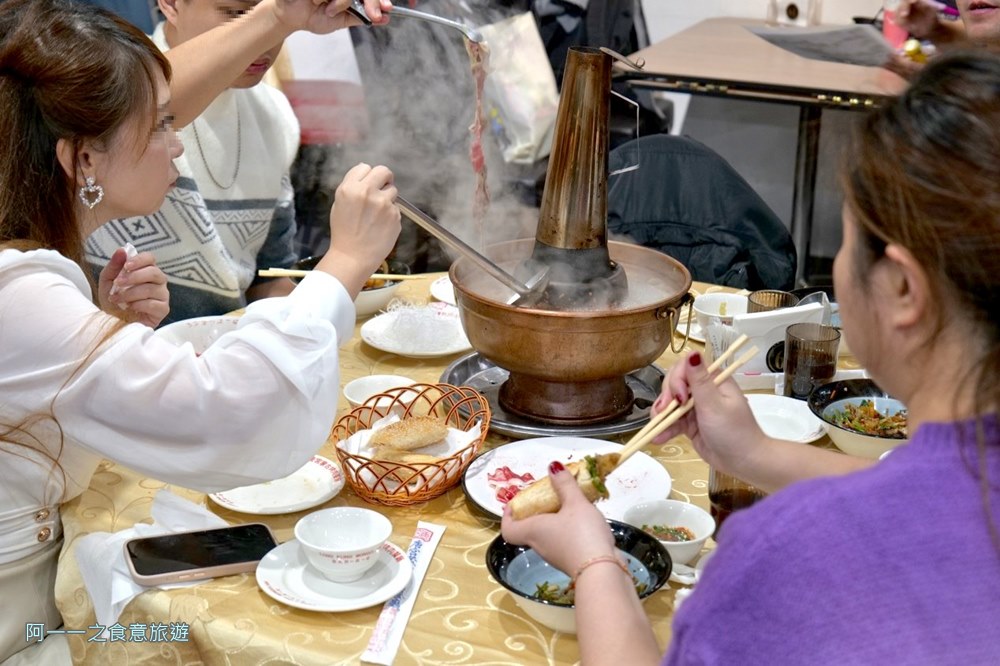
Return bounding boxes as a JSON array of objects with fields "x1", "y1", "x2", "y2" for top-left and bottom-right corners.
[
  {"x1": 256, "y1": 268, "x2": 427, "y2": 281},
  {"x1": 617, "y1": 334, "x2": 756, "y2": 465}
]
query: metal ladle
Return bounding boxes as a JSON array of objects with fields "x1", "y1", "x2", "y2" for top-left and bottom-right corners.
[
  {"x1": 394, "y1": 196, "x2": 548, "y2": 307},
  {"x1": 348, "y1": 1, "x2": 485, "y2": 43}
]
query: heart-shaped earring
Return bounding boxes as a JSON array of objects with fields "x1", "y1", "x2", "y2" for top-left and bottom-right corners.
[{"x1": 78, "y1": 176, "x2": 104, "y2": 210}]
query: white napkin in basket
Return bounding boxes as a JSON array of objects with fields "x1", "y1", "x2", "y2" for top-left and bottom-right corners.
[{"x1": 74, "y1": 490, "x2": 229, "y2": 629}]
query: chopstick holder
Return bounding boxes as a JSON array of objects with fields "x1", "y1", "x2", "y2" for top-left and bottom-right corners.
[{"x1": 362, "y1": 521, "x2": 447, "y2": 665}]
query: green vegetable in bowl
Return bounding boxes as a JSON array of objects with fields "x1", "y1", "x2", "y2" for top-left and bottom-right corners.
[{"x1": 830, "y1": 399, "x2": 907, "y2": 439}]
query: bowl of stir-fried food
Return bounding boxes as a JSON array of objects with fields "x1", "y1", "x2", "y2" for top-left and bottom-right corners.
[
  {"x1": 808, "y1": 379, "x2": 910, "y2": 459},
  {"x1": 292, "y1": 257, "x2": 410, "y2": 318},
  {"x1": 485, "y1": 520, "x2": 670, "y2": 634}
]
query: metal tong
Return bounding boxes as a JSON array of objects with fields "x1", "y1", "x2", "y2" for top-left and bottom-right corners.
[
  {"x1": 394, "y1": 196, "x2": 548, "y2": 307},
  {"x1": 347, "y1": 1, "x2": 485, "y2": 43}
]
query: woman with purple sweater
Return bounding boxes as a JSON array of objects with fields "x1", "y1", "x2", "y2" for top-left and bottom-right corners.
[{"x1": 502, "y1": 50, "x2": 1000, "y2": 665}]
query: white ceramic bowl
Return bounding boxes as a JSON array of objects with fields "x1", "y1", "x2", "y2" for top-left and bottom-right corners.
[
  {"x1": 808, "y1": 379, "x2": 910, "y2": 459},
  {"x1": 343, "y1": 375, "x2": 417, "y2": 409},
  {"x1": 692, "y1": 293, "x2": 748, "y2": 330},
  {"x1": 292, "y1": 256, "x2": 408, "y2": 318},
  {"x1": 622, "y1": 499, "x2": 714, "y2": 566},
  {"x1": 154, "y1": 316, "x2": 239, "y2": 355},
  {"x1": 294, "y1": 507, "x2": 392, "y2": 582},
  {"x1": 354, "y1": 282, "x2": 404, "y2": 318}
]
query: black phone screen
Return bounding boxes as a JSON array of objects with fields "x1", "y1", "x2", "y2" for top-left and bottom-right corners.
[{"x1": 125, "y1": 524, "x2": 277, "y2": 575}]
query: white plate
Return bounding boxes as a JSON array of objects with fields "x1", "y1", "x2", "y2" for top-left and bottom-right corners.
[
  {"x1": 745, "y1": 394, "x2": 825, "y2": 443},
  {"x1": 256, "y1": 540, "x2": 412, "y2": 612},
  {"x1": 430, "y1": 276, "x2": 456, "y2": 306},
  {"x1": 675, "y1": 316, "x2": 705, "y2": 344},
  {"x1": 360, "y1": 303, "x2": 472, "y2": 358},
  {"x1": 462, "y1": 436, "x2": 672, "y2": 521},
  {"x1": 209, "y1": 456, "x2": 345, "y2": 514}
]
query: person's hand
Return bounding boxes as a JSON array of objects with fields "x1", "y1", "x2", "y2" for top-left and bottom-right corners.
[
  {"x1": 271, "y1": 0, "x2": 392, "y2": 34},
  {"x1": 883, "y1": 51, "x2": 926, "y2": 79},
  {"x1": 893, "y1": 0, "x2": 942, "y2": 39},
  {"x1": 314, "y1": 162, "x2": 401, "y2": 296},
  {"x1": 500, "y1": 462, "x2": 617, "y2": 577},
  {"x1": 97, "y1": 248, "x2": 170, "y2": 328},
  {"x1": 651, "y1": 351, "x2": 767, "y2": 475}
]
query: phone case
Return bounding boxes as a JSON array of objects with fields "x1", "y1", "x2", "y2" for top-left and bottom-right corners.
[{"x1": 123, "y1": 523, "x2": 277, "y2": 586}]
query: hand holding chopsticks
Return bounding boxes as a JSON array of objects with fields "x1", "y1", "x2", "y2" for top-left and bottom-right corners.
[{"x1": 617, "y1": 335, "x2": 757, "y2": 465}]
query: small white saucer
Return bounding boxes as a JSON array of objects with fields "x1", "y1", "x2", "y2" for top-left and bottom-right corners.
[
  {"x1": 430, "y1": 276, "x2": 456, "y2": 306},
  {"x1": 746, "y1": 394, "x2": 825, "y2": 443},
  {"x1": 209, "y1": 455, "x2": 345, "y2": 514},
  {"x1": 256, "y1": 540, "x2": 412, "y2": 612}
]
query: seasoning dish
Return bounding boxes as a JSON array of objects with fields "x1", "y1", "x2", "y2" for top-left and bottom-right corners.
[
  {"x1": 343, "y1": 375, "x2": 418, "y2": 409},
  {"x1": 622, "y1": 499, "x2": 714, "y2": 566},
  {"x1": 808, "y1": 379, "x2": 910, "y2": 459},
  {"x1": 745, "y1": 393, "x2": 825, "y2": 443},
  {"x1": 486, "y1": 520, "x2": 670, "y2": 634}
]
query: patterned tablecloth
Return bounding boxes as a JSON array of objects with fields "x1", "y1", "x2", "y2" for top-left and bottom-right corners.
[{"x1": 55, "y1": 277, "x2": 850, "y2": 664}]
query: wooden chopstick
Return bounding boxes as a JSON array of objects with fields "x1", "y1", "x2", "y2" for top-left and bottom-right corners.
[
  {"x1": 625, "y1": 334, "x2": 750, "y2": 449},
  {"x1": 257, "y1": 268, "x2": 428, "y2": 281},
  {"x1": 617, "y1": 343, "x2": 758, "y2": 465}
]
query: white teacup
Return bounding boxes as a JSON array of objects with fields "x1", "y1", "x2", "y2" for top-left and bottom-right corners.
[{"x1": 294, "y1": 507, "x2": 392, "y2": 582}]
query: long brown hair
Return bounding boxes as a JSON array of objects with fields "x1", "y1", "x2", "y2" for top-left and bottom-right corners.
[
  {"x1": 0, "y1": 0, "x2": 171, "y2": 499},
  {"x1": 0, "y1": 0, "x2": 171, "y2": 264},
  {"x1": 842, "y1": 50, "x2": 1000, "y2": 542}
]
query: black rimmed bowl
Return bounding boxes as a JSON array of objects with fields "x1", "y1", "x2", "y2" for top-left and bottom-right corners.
[
  {"x1": 808, "y1": 378, "x2": 910, "y2": 459},
  {"x1": 291, "y1": 256, "x2": 410, "y2": 318},
  {"x1": 486, "y1": 519, "x2": 671, "y2": 634}
]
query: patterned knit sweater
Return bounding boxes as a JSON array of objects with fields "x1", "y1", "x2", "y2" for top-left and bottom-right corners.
[{"x1": 86, "y1": 23, "x2": 300, "y2": 324}]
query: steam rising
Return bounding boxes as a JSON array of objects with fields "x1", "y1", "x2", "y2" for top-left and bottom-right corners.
[{"x1": 330, "y1": 2, "x2": 537, "y2": 266}]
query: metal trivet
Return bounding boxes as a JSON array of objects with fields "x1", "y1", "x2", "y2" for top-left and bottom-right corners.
[{"x1": 440, "y1": 353, "x2": 664, "y2": 439}]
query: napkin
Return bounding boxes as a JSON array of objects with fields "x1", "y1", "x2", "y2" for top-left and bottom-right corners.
[
  {"x1": 75, "y1": 490, "x2": 229, "y2": 629},
  {"x1": 362, "y1": 521, "x2": 447, "y2": 665}
]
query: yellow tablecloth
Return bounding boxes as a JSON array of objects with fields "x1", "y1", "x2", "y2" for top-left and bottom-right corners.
[{"x1": 54, "y1": 277, "x2": 841, "y2": 665}]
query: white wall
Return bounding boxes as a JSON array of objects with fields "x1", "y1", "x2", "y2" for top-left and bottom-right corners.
[
  {"x1": 644, "y1": 0, "x2": 883, "y2": 43},
  {"x1": 641, "y1": 0, "x2": 883, "y2": 281}
]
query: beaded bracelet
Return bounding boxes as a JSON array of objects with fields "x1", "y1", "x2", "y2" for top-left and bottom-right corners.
[{"x1": 572, "y1": 554, "x2": 631, "y2": 584}]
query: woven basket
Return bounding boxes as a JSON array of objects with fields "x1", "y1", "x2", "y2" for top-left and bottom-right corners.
[{"x1": 330, "y1": 382, "x2": 491, "y2": 506}]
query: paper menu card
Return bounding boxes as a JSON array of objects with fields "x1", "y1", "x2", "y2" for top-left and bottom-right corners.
[{"x1": 746, "y1": 24, "x2": 894, "y2": 68}]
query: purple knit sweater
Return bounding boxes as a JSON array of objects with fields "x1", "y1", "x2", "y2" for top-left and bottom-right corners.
[{"x1": 664, "y1": 418, "x2": 1000, "y2": 665}]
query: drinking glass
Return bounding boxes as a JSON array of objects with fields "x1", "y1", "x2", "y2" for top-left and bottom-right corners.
[
  {"x1": 783, "y1": 323, "x2": 841, "y2": 400},
  {"x1": 708, "y1": 467, "x2": 765, "y2": 536},
  {"x1": 747, "y1": 289, "x2": 800, "y2": 313}
]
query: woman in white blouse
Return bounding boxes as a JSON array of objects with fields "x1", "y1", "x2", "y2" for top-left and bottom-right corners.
[{"x1": 0, "y1": 0, "x2": 395, "y2": 662}]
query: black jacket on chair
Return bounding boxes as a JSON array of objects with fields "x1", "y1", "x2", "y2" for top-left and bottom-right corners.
[{"x1": 607, "y1": 135, "x2": 796, "y2": 290}]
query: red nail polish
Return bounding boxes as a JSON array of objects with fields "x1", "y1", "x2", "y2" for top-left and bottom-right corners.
[
  {"x1": 549, "y1": 460, "x2": 565, "y2": 474},
  {"x1": 689, "y1": 352, "x2": 702, "y2": 367}
]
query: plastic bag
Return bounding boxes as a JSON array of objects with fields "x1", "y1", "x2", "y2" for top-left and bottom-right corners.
[{"x1": 479, "y1": 12, "x2": 559, "y2": 165}]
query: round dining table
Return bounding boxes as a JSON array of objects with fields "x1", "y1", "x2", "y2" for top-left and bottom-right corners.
[{"x1": 54, "y1": 275, "x2": 851, "y2": 665}]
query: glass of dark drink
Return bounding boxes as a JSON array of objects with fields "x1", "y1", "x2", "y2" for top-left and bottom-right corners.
[
  {"x1": 746, "y1": 289, "x2": 800, "y2": 313},
  {"x1": 783, "y1": 323, "x2": 841, "y2": 400},
  {"x1": 708, "y1": 467, "x2": 766, "y2": 536}
]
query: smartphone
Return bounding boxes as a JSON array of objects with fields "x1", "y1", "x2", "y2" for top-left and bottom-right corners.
[{"x1": 124, "y1": 523, "x2": 278, "y2": 586}]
